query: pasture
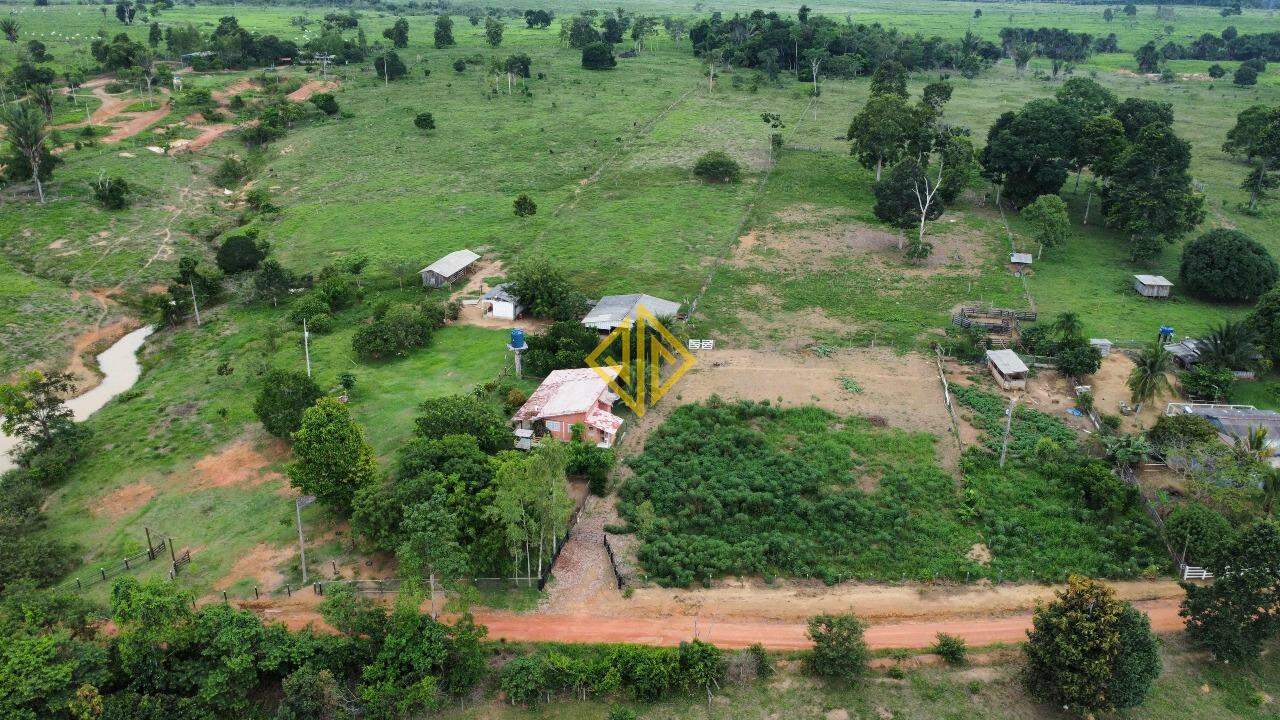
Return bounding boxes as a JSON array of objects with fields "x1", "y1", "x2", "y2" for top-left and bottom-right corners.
[{"x1": 3, "y1": 0, "x2": 1279, "y2": 598}]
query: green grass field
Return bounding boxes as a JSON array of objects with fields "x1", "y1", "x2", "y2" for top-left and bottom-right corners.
[{"x1": 5, "y1": 0, "x2": 1280, "y2": 594}]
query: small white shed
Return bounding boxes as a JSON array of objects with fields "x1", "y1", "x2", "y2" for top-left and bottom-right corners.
[
  {"x1": 420, "y1": 249, "x2": 480, "y2": 288},
  {"x1": 986, "y1": 349, "x2": 1029, "y2": 390},
  {"x1": 483, "y1": 283, "x2": 524, "y2": 320},
  {"x1": 1133, "y1": 274, "x2": 1173, "y2": 298}
]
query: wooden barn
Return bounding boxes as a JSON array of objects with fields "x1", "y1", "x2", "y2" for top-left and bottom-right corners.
[{"x1": 420, "y1": 249, "x2": 480, "y2": 288}]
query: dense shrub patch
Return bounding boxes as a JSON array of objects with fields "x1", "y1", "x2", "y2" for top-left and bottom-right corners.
[
  {"x1": 619, "y1": 399, "x2": 979, "y2": 586},
  {"x1": 951, "y1": 384, "x2": 1077, "y2": 459},
  {"x1": 620, "y1": 398, "x2": 1163, "y2": 586}
]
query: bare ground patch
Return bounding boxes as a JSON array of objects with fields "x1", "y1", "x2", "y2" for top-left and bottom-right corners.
[
  {"x1": 653, "y1": 347, "x2": 959, "y2": 467},
  {"x1": 188, "y1": 434, "x2": 290, "y2": 492},
  {"x1": 734, "y1": 214, "x2": 987, "y2": 276},
  {"x1": 212, "y1": 542, "x2": 293, "y2": 593},
  {"x1": 94, "y1": 480, "x2": 155, "y2": 518}
]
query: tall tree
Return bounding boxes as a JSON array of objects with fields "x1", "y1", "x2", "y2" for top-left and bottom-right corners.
[
  {"x1": 1101, "y1": 123, "x2": 1205, "y2": 262},
  {"x1": 289, "y1": 397, "x2": 379, "y2": 514},
  {"x1": 1, "y1": 101, "x2": 51, "y2": 203},
  {"x1": 1182, "y1": 520, "x2": 1280, "y2": 662},
  {"x1": 1127, "y1": 340, "x2": 1173, "y2": 412},
  {"x1": 382, "y1": 17, "x2": 409, "y2": 48},
  {"x1": 979, "y1": 99, "x2": 1080, "y2": 208},
  {"x1": 848, "y1": 93, "x2": 919, "y2": 181},
  {"x1": 433, "y1": 14, "x2": 455, "y2": 48},
  {"x1": 1021, "y1": 194, "x2": 1070, "y2": 252},
  {"x1": 1024, "y1": 576, "x2": 1160, "y2": 714},
  {"x1": 484, "y1": 16, "x2": 504, "y2": 47},
  {"x1": 0, "y1": 370, "x2": 76, "y2": 455}
]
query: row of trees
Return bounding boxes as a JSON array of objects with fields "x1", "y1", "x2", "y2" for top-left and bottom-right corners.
[{"x1": 689, "y1": 10, "x2": 1001, "y2": 81}]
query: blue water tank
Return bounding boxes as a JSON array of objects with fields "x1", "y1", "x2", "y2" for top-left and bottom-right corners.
[
  {"x1": 510, "y1": 328, "x2": 526, "y2": 349},
  {"x1": 1159, "y1": 325, "x2": 1174, "y2": 338}
]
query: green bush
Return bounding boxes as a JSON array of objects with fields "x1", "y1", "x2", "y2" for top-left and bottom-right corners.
[
  {"x1": 1165, "y1": 503, "x2": 1235, "y2": 566},
  {"x1": 215, "y1": 231, "x2": 267, "y2": 274},
  {"x1": 252, "y1": 368, "x2": 323, "y2": 438},
  {"x1": 309, "y1": 92, "x2": 339, "y2": 115},
  {"x1": 806, "y1": 614, "x2": 869, "y2": 681},
  {"x1": 414, "y1": 111, "x2": 436, "y2": 131},
  {"x1": 931, "y1": 632, "x2": 968, "y2": 665},
  {"x1": 352, "y1": 303, "x2": 439, "y2": 361},
  {"x1": 692, "y1": 150, "x2": 742, "y2": 183},
  {"x1": 581, "y1": 41, "x2": 617, "y2": 70},
  {"x1": 89, "y1": 174, "x2": 130, "y2": 210},
  {"x1": 1180, "y1": 229, "x2": 1278, "y2": 302}
]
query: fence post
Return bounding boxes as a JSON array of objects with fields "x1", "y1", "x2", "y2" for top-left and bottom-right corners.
[
  {"x1": 222, "y1": 591, "x2": 228, "y2": 604},
  {"x1": 254, "y1": 586, "x2": 260, "y2": 600},
  {"x1": 145, "y1": 527, "x2": 155, "y2": 560},
  {"x1": 100, "y1": 568, "x2": 107, "y2": 582},
  {"x1": 124, "y1": 558, "x2": 130, "y2": 570},
  {"x1": 286, "y1": 584, "x2": 291, "y2": 597}
]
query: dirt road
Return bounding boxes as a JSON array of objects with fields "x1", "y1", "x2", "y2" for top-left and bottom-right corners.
[
  {"x1": 239, "y1": 591, "x2": 1184, "y2": 650},
  {"x1": 471, "y1": 598, "x2": 1184, "y2": 649}
]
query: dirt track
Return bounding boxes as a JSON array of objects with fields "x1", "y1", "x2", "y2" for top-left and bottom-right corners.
[
  {"x1": 235, "y1": 591, "x2": 1185, "y2": 650},
  {"x1": 470, "y1": 597, "x2": 1185, "y2": 650}
]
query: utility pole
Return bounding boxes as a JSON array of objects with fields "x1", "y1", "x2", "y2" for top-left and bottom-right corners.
[
  {"x1": 295, "y1": 495, "x2": 316, "y2": 584},
  {"x1": 189, "y1": 282, "x2": 202, "y2": 326},
  {"x1": 998, "y1": 395, "x2": 1017, "y2": 468},
  {"x1": 302, "y1": 317, "x2": 312, "y2": 377}
]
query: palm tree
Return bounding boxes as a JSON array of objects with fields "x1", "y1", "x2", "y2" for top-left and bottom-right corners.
[
  {"x1": 1237, "y1": 426, "x2": 1276, "y2": 462},
  {"x1": 1128, "y1": 339, "x2": 1173, "y2": 413},
  {"x1": 0, "y1": 19, "x2": 19, "y2": 47},
  {"x1": 2, "y1": 101, "x2": 51, "y2": 203},
  {"x1": 1051, "y1": 311, "x2": 1084, "y2": 343},
  {"x1": 1199, "y1": 320, "x2": 1260, "y2": 372},
  {"x1": 29, "y1": 84, "x2": 54, "y2": 122},
  {"x1": 1264, "y1": 467, "x2": 1280, "y2": 516}
]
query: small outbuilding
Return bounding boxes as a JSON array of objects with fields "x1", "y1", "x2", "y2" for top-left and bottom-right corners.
[
  {"x1": 582, "y1": 293, "x2": 681, "y2": 331},
  {"x1": 1163, "y1": 338, "x2": 1206, "y2": 370},
  {"x1": 1009, "y1": 252, "x2": 1033, "y2": 274},
  {"x1": 986, "y1": 349, "x2": 1029, "y2": 390},
  {"x1": 420, "y1": 249, "x2": 480, "y2": 288},
  {"x1": 482, "y1": 283, "x2": 524, "y2": 321},
  {"x1": 1133, "y1": 274, "x2": 1173, "y2": 298},
  {"x1": 1089, "y1": 338, "x2": 1113, "y2": 357}
]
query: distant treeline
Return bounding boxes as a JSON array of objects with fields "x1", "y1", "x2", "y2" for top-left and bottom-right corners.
[
  {"x1": 1151, "y1": 31, "x2": 1280, "y2": 61},
  {"x1": 690, "y1": 11, "x2": 1003, "y2": 79}
]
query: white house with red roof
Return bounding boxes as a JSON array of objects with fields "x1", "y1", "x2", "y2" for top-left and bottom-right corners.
[{"x1": 511, "y1": 367, "x2": 624, "y2": 448}]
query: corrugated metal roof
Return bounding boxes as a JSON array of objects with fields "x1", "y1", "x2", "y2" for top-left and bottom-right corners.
[
  {"x1": 582, "y1": 294, "x2": 681, "y2": 329},
  {"x1": 1010, "y1": 252, "x2": 1034, "y2": 265},
  {"x1": 513, "y1": 367, "x2": 620, "y2": 422},
  {"x1": 1134, "y1": 274, "x2": 1172, "y2": 287},
  {"x1": 482, "y1": 283, "x2": 518, "y2": 303},
  {"x1": 986, "y1": 349, "x2": 1028, "y2": 375},
  {"x1": 421, "y1": 249, "x2": 480, "y2": 277}
]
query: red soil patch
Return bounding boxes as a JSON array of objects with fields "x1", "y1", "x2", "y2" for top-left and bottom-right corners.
[
  {"x1": 285, "y1": 79, "x2": 337, "y2": 103},
  {"x1": 212, "y1": 542, "x2": 294, "y2": 593},
  {"x1": 94, "y1": 480, "x2": 155, "y2": 518},
  {"x1": 189, "y1": 436, "x2": 290, "y2": 492}
]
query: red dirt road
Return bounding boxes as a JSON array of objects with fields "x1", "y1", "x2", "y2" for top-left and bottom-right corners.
[{"x1": 468, "y1": 599, "x2": 1184, "y2": 650}]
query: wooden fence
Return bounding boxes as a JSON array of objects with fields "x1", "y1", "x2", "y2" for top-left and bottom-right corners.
[{"x1": 55, "y1": 530, "x2": 178, "y2": 592}]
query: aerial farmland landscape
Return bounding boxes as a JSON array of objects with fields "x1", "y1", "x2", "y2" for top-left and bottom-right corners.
[{"x1": 4, "y1": 0, "x2": 1280, "y2": 717}]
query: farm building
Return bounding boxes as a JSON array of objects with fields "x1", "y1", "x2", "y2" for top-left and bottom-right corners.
[
  {"x1": 1164, "y1": 338, "x2": 1206, "y2": 370},
  {"x1": 1133, "y1": 274, "x2": 1173, "y2": 298},
  {"x1": 582, "y1": 294, "x2": 681, "y2": 331},
  {"x1": 419, "y1": 249, "x2": 480, "y2": 288},
  {"x1": 512, "y1": 367, "x2": 624, "y2": 448},
  {"x1": 1009, "y1": 252, "x2": 1033, "y2": 274},
  {"x1": 986, "y1": 349, "x2": 1029, "y2": 390},
  {"x1": 482, "y1": 284, "x2": 524, "y2": 320},
  {"x1": 1165, "y1": 403, "x2": 1280, "y2": 467}
]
